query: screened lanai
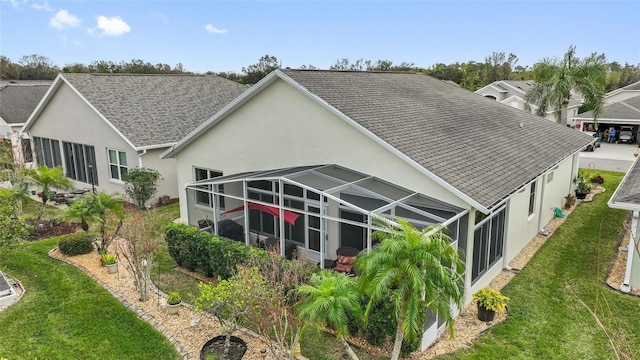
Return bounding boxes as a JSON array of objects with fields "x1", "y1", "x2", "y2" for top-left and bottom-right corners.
[{"x1": 184, "y1": 164, "x2": 468, "y2": 268}]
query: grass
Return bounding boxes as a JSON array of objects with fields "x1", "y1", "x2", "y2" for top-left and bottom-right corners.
[
  {"x1": 441, "y1": 170, "x2": 640, "y2": 360},
  {"x1": 0, "y1": 237, "x2": 179, "y2": 360},
  {"x1": 9, "y1": 172, "x2": 640, "y2": 359}
]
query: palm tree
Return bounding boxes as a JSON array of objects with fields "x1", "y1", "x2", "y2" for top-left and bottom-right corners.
[
  {"x1": 0, "y1": 179, "x2": 29, "y2": 219},
  {"x1": 297, "y1": 271, "x2": 363, "y2": 360},
  {"x1": 22, "y1": 165, "x2": 72, "y2": 222},
  {"x1": 356, "y1": 219, "x2": 464, "y2": 360},
  {"x1": 525, "y1": 45, "x2": 606, "y2": 127},
  {"x1": 61, "y1": 191, "x2": 125, "y2": 252}
]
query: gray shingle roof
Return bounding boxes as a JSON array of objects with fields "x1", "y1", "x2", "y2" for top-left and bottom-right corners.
[
  {"x1": 61, "y1": 73, "x2": 248, "y2": 148},
  {"x1": 610, "y1": 156, "x2": 640, "y2": 205},
  {"x1": 282, "y1": 70, "x2": 593, "y2": 210},
  {"x1": 0, "y1": 83, "x2": 51, "y2": 124},
  {"x1": 622, "y1": 81, "x2": 640, "y2": 91},
  {"x1": 502, "y1": 80, "x2": 535, "y2": 93},
  {"x1": 579, "y1": 95, "x2": 640, "y2": 120}
]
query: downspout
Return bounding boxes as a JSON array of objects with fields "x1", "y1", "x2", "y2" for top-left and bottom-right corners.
[
  {"x1": 621, "y1": 210, "x2": 638, "y2": 293},
  {"x1": 138, "y1": 149, "x2": 147, "y2": 168},
  {"x1": 536, "y1": 177, "x2": 547, "y2": 233}
]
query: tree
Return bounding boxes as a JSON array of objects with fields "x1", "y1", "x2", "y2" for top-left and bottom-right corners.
[
  {"x1": 482, "y1": 52, "x2": 518, "y2": 83},
  {"x1": 63, "y1": 191, "x2": 125, "y2": 253},
  {"x1": 525, "y1": 45, "x2": 607, "y2": 126},
  {"x1": 0, "y1": 200, "x2": 31, "y2": 248},
  {"x1": 241, "y1": 55, "x2": 281, "y2": 84},
  {"x1": 122, "y1": 168, "x2": 163, "y2": 209},
  {"x1": 0, "y1": 180, "x2": 29, "y2": 218},
  {"x1": 22, "y1": 165, "x2": 72, "y2": 223},
  {"x1": 297, "y1": 271, "x2": 363, "y2": 360},
  {"x1": 115, "y1": 210, "x2": 162, "y2": 301},
  {"x1": 356, "y1": 219, "x2": 464, "y2": 360},
  {"x1": 195, "y1": 266, "x2": 270, "y2": 359},
  {"x1": 17, "y1": 54, "x2": 59, "y2": 80}
]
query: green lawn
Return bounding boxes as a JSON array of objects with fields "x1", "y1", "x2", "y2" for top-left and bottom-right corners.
[
  {"x1": 0, "y1": 238, "x2": 179, "y2": 360},
  {"x1": 7, "y1": 172, "x2": 639, "y2": 359},
  {"x1": 441, "y1": 170, "x2": 640, "y2": 360}
]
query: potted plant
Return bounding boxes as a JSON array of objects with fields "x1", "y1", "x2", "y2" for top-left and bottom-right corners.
[
  {"x1": 101, "y1": 253, "x2": 118, "y2": 274},
  {"x1": 473, "y1": 288, "x2": 509, "y2": 322},
  {"x1": 564, "y1": 193, "x2": 576, "y2": 209},
  {"x1": 574, "y1": 177, "x2": 592, "y2": 200},
  {"x1": 167, "y1": 291, "x2": 182, "y2": 315}
]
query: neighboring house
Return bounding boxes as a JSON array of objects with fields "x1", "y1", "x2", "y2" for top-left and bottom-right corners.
[
  {"x1": 574, "y1": 94, "x2": 640, "y2": 141},
  {"x1": 0, "y1": 80, "x2": 52, "y2": 165},
  {"x1": 20, "y1": 73, "x2": 247, "y2": 203},
  {"x1": 475, "y1": 80, "x2": 582, "y2": 124},
  {"x1": 608, "y1": 155, "x2": 640, "y2": 293},
  {"x1": 604, "y1": 80, "x2": 640, "y2": 105},
  {"x1": 161, "y1": 69, "x2": 593, "y2": 349}
]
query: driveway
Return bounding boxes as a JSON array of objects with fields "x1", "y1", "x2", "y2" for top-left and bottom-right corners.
[{"x1": 579, "y1": 142, "x2": 638, "y2": 172}]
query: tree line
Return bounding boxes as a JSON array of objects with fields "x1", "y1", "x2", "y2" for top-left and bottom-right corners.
[{"x1": 2, "y1": 51, "x2": 639, "y2": 92}]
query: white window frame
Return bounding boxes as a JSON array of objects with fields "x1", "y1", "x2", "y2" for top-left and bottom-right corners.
[
  {"x1": 193, "y1": 167, "x2": 223, "y2": 208},
  {"x1": 528, "y1": 181, "x2": 536, "y2": 216},
  {"x1": 107, "y1": 149, "x2": 128, "y2": 181}
]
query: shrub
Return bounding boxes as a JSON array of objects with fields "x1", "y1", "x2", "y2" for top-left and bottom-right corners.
[
  {"x1": 122, "y1": 168, "x2": 162, "y2": 209},
  {"x1": 58, "y1": 231, "x2": 94, "y2": 256},
  {"x1": 167, "y1": 291, "x2": 182, "y2": 305},
  {"x1": 164, "y1": 223, "x2": 252, "y2": 279},
  {"x1": 101, "y1": 253, "x2": 117, "y2": 265}
]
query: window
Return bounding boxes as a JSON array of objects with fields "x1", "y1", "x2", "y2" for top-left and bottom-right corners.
[
  {"x1": 472, "y1": 207, "x2": 506, "y2": 282},
  {"x1": 528, "y1": 181, "x2": 536, "y2": 216},
  {"x1": 194, "y1": 168, "x2": 223, "y2": 207},
  {"x1": 108, "y1": 149, "x2": 128, "y2": 180},
  {"x1": 32, "y1": 136, "x2": 62, "y2": 168},
  {"x1": 63, "y1": 141, "x2": 97, "y2": 185}
]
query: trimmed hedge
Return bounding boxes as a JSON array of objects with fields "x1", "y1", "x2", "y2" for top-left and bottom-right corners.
[
  {"x1": 58, "y1": 231, "x2": 94, "y2": 256},
  {"x1": 164, "y1": 223, "x2": 251, "y2": 279},
  {"x1": 164, "y1": 223, "x2": 322, "y2": 281}
]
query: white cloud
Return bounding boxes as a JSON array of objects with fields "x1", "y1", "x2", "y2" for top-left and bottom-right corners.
[
  {"x1": 7, "y1": 0, "x2": 27, "y2": 9},
  {"x1": 31, "y1": 1, "x2": 53, "y2": 11},
  {"x1": 204, "y1": 24, "x2": 228, "y2": 34},
  {"x1": 93, "y1": 16, "x2": 131, "y2": 36},
  {"x1": 50, "y1": 10, "x2": 81, "y2": 30}
]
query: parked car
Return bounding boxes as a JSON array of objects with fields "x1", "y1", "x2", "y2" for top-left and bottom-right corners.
[
  {"x1": 619, "y1": 126, "x2": 634, "y2": 144},
  {"x1": 584, "y1": 131, "x2": 601, "y2": 151}
]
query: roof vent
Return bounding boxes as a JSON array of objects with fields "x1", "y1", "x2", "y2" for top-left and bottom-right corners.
[{"x1": 519, "y1": 122, "x2": 524, "y2": 129}]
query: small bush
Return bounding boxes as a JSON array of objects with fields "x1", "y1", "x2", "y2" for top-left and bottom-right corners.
[
  {"x1": 164, "y1": 223, "x2": 252, "y2": 279},
  {"x1": 58, "y1": 231, "x2": 94, "y2": 256}
]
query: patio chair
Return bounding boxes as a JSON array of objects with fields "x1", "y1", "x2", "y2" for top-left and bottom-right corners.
[{"x1": 333, "y1": 246, "x2": 360, "y2": 274}]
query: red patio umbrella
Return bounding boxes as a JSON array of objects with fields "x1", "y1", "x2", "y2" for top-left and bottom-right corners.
[{"x1": 222, "y1": 202, "x2": 300, "y2": 225}]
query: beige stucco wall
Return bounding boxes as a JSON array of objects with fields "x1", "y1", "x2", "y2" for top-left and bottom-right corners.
[
  {"x1": 139, "y1": 147, "x2": 179, "y2": 201},
  {"x1": 174, "y1": 78, "x2": 469, "y2": 222},
  {"x1": 28, "y1": 82, "x2": 134, "y2": 195},
  {"x1": 503, "y1": 156, "x2": 573, "y2": 263},
  {"x1": 26, "y1": 82, "x2": 179, "y2": 202}
]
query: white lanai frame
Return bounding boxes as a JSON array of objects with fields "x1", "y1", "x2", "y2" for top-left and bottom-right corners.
[{"x1": 184, "y1": 164, "x2": 465, "y2": 268}]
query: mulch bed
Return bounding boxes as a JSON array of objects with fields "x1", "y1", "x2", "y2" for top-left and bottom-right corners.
[{"x1": 27, "y1": 221, "x2": 82, "y2": 241}]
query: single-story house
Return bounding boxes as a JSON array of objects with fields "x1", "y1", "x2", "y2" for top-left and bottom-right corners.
[
  {"x1": 20, "y1": 73, "x2": 247, "y2": 203},
  {"x1": 161, "y1": 69, "x2": 593, "y2": 349},
  {"x1": 476, "y1": 80, "x2": 582, "y2": 125},
  {"x1": 603, "y1": 80, "x2": 640, "y2": 105},
  {"x1": 574, "y1": 94, "x2": 640, "y2": 140},
  {"x1": 0, "y1": 80, "x2": 51, "y2": 165},
  {"x1": 608, "y1": 154, "x2": 640, "y2": 293}
]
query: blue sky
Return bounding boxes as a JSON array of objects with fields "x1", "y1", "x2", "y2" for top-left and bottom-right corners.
[{"x1": 1, "y1": 1, "x2": 639, "y2": 74}]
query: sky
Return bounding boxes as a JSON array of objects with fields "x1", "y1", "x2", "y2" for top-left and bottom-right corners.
[{"x1": 1, "y1": 0, "x2": 639, "y2": 74}]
